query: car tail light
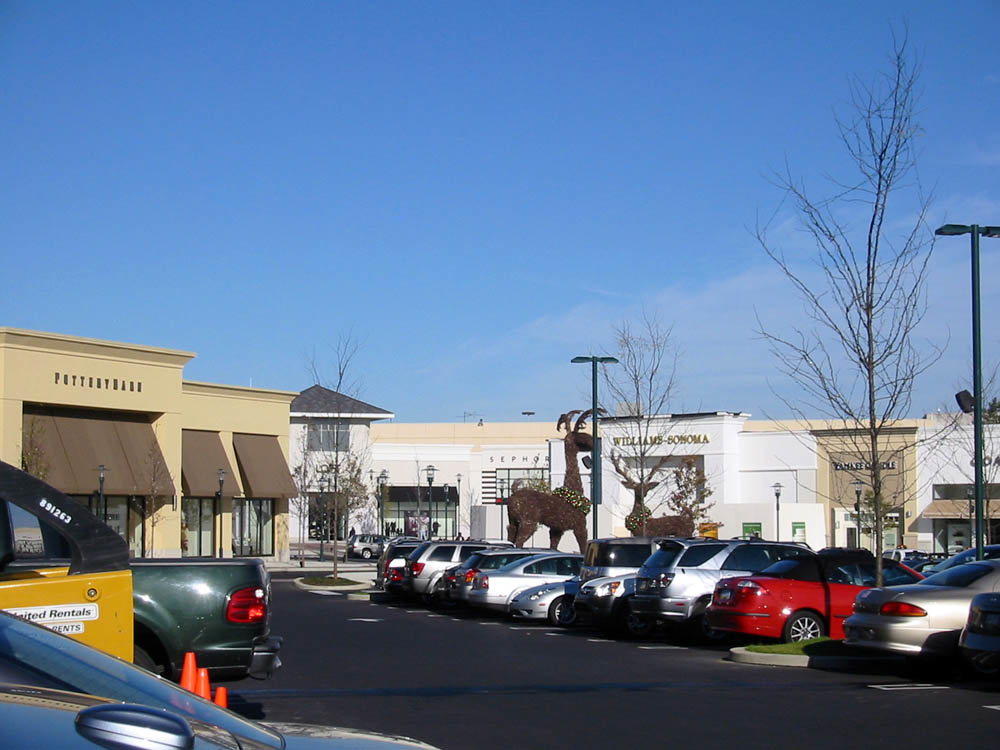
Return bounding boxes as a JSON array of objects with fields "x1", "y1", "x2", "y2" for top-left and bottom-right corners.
[
  {"x1": 481, "y1": 575, "x2": 489, "y2": 590},
  {"x1": 389, "y1": 568, "x2": 404, "y2": 582},
  {"x1": 412, "y1": 562, "x2": 425, "y2": 577},
  {"x1": 465, "y1": 569, "x2": 478, "y2": 584},
  {"x1": 736, "y1": 580, "x2": 764, "y2": 594},
  {"x1": 879, "y1": 601, "x2": 927, "y2": 617},
  {"x1": 227, "y1": 586, "x2": 267, "y2": 623}
]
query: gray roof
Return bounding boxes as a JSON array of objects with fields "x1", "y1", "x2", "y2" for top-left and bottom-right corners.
[{"x1": 291, "y1": 385, "x2": 393, "y2": 418}]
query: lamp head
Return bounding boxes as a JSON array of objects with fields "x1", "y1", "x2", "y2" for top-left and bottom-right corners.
[{"x1": 935, "y1": 224, "x2": 971, "y2": 236}]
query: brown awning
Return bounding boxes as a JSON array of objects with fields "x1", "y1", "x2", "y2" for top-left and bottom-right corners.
[
  {"x1": 23, "y1": 411, "x2": 167, "y2": 496},
  {"x1": 921, "y1": 499, "x2": 973, "y2": 519},
  {"x1": 232, "y1": 433, "x2": 298, "y2": 498},
  {"x1": 181, "y1": 430, "x2": 239, "y2": 497}
]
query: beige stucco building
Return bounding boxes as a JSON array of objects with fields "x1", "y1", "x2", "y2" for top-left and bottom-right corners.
[{"x1": 0, "y1": 328, "x2": 297, "y2": 560}]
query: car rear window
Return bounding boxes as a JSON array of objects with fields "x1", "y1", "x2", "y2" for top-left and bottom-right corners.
[
  {"x1": 762, "y1": 557, "x2": 821, "y2": 582},
  {"x1": 677, "y1": 543, "x2": 727, "y2": 568},
  {"x1": 428, "y1": 545, "x2": 456, "y2": 561},
  {"x1": 592, "y1": 543, "x2": 654, "y2": 568},
  {"x1": 644, "y1": 541, "x2": 686, "y2": 568},
  {"x1": 920, "y1": 562, "x2": 995, "y2": 588}
]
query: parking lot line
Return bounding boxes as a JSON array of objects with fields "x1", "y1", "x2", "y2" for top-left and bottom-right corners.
[
  {"x1": 479, "y1": 622, "x2": 502, "y2": 626},
  {"x1": 587, "y1": 638, "x2": 614, "y2": 643},
  {"x1": 545, "y1": 632, "x2": 564, "y2": 637},
  {"x1": 637, "y1": 645, "x2": 687, "y2": 650},
  {"x1": 869, "y1": 684, "x2": 947, "y2": 691}
]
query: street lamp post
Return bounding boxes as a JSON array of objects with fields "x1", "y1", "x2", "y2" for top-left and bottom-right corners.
[
  {"x1": 424, "y1": 465, "x2": 436, "y2": 540},
  {"x1": 853, "y1": 479, "x2": 864, "y2": 550},
  {"x1": 217, "y1": 469, "x2": 225, "y2": 558},
  {"x1": 440, "y1": 483, "x2": 449, "y2": 537},
  {"x1": 377, "y1": 469, "x2": 389, "y2": 537},
  {"x1": 772, "y1": 483, "x2": 783, "y2": 541},
  {"x1": 97, "y1": 464, "x2": 107, "y2": 523},
  {"x1": 936, "y1": 223, "x2": 1000, "y2": 560},
  {"x1": 496, "y1": 477, "x2": 507, "y2": 540},
  {"x1": 571, "y1": 355, "x2": 619, "y2": 540},
  {"x1": 456, "y1": 473, "x2": 462, "y2": 538},
  {"x1": 318, "y1": 469, "x2": 330, "y2": 562}
]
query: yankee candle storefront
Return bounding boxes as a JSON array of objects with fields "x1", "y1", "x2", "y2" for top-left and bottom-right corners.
[{"x1": 0, "y1": 328, "x2": 297, "y2": 560}]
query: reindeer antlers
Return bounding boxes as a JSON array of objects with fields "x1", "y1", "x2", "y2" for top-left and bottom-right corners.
[
  {"x1": 557, "y1": 411, "x2": 582, "y2": 433},
  {"x1": 573, "y1": 408, "x2": 608, "y2": 433}
]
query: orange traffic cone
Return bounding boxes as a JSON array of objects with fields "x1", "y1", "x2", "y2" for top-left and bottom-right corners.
[
  {"x1": 213, "y1": 686, "x2": 228, "y2": 709},
  {"x1": 195, "y1": 667, "x2": 211, "y2": 700},
  {"x1": 180, "y1": 652, "x2": 197, "y2": 693}
]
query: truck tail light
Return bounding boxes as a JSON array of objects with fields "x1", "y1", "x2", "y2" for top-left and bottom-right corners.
[
  {"x1": 412, "y1": 562, "x2": 425, "y2": 577},
  {"x1": 389, "y1": 568, "x2": 404, "y2": 582},
  {"x1": 879, "y1": 601, "x2": 927, "y2": 617},
  {"x1": 227, "y1": 586, "x2": 267, "y2": 623}
]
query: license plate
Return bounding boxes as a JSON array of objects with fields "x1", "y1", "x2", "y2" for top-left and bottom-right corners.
[{"x1": 718, "y1": 589, "x2": 732, "y2": 603}]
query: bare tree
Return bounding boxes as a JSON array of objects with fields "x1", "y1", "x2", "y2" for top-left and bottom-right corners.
[
  {"x1": 140, "y1": 428, "x2": 174, "y2": 558},
  {"x1": 756, "y1": 32, "x2": 939, "y2": 583},
  {"x1": 308, "y1": 331, "x2": 367, "y2": 580},
  {"x1": 20, "y1": 416, "x2": 49, "y2": 481},
  {"x1": 601, "y1": 312, "x2": 681, "y2": 534}
]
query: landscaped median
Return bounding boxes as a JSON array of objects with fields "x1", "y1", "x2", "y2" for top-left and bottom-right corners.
[
  {"x1": 293, "y1": 575, "x2": 373, "y2": 597},
  {"x1": 729, "y1": 638, "x2": 905, "y2": 670}
]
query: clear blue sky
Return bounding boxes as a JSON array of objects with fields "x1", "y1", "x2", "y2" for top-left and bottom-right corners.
[{"x1": 3, "y1": 2, "x2": 998, "y2": 422}]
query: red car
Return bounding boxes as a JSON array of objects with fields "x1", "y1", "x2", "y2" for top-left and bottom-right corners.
[{"x1": 707, "y1": 549, "x2": 923, "y2": 642}]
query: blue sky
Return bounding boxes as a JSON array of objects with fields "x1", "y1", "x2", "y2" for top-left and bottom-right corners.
[{"x1": 3, "y1": 2, "x2": 998, "y2": 422}]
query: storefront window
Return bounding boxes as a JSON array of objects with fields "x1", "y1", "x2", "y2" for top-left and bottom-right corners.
[
  {"x1": 182, "y1": 498, "x2": 215, "y2": 557},
  {"x1": 84, "y1": 494, "x2": 144, "y2": 557},
  {"x1": 233, "y1": 499, "x2": 274, "y2": 557}
]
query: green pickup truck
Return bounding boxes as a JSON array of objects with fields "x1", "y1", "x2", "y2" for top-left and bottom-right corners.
[
  {"x1": 131, "y1": 557, "x2": 281, "y2": 682},
  {"x1": 0, "y1": 462, "x2": 280, "y2": 683}
]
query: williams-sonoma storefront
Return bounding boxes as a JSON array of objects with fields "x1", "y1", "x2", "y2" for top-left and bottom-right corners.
[{"x1": 0, "y1": 328, "x2": 297, "y2": 560}]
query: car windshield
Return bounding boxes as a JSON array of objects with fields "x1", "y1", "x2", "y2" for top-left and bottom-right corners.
[
  {"x1": 0, "y1": 611, "x2": 282, "y2": 747},
  {"x1": 919, "y1": 562, "x2": 995, "y2": 588}
]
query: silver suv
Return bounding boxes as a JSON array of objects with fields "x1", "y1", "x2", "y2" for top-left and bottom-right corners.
[
  {"x1": 347, "y1": 533, "x2": 386, "y2": 560},
  {"x1": 404, "y1": 540, "x2": 502, "y2": 602},
  {"x1": 630, "y1": 538, "x2": 812, "y2": 636}
]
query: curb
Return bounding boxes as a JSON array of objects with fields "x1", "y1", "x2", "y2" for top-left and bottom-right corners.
[
  {"x1": 292, "y1": 577, "x2": 372, "y2": 593},
  {"x1": 728, "y1": 646, "x2": 905, "y2": 670},
  {"x1": 729, "y1": 647, "x2": 808, "y2": 667}
]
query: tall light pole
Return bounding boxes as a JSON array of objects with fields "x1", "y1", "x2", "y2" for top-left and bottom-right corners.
[
  {"x1": 424, "y1": 464, "x2": 435, "y2": 540},
  {"x1": 936, "y1": 223, "x2": 1000, "y2": 560},
  {"x1": 572, "y1": 356, "x2": 619, "y2": 540},
  {"x1": 772, "y1": 483, "x2": 783, "y2": 541}
]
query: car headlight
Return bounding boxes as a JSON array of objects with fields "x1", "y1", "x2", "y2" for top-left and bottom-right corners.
[
  {"x1": 529, "y1": 588, "x2": 554, "y2": 601},
  {"x1": 597, "y1": 581, "x2": 621, "y2": 597}
]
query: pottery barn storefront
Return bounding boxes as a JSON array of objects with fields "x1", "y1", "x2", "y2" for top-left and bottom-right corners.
[{"x1": 0, "y1": 328, "x2": 297, "y2": 560}]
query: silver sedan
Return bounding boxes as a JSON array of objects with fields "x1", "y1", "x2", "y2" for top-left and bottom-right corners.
[
  {"x1": 508, "y1": 578, "x2": 579, "y2": 626},
  {"x1": 844, "y1": 559, "x2": 1000, "y2": 657},
  {"x1": 468, "y1": 552, "x2": 583, "y2": 612}
]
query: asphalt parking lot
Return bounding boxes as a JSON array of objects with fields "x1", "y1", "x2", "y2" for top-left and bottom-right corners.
[{"x1": 223, "y1": 568, "x2": 1000, "y2": 749}]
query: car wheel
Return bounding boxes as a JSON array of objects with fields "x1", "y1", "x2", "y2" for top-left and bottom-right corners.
[
  {"x1": 361, "y1": 549, "x2": 373, "y2": 560},
  {"x1": 625, "y1": 612, "x2": 654, "y2": 638},
  {"x1": 548, "y1": 596, "x2": 577, "y2": 627},
  {"x1": 783, "y1": 611, "x2": 825, "y2": 642}
]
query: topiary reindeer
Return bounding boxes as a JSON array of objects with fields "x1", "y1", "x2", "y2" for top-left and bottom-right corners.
[
  {"x1": 506, "y1": 410, "x2": 594, "y2": 552},
  {"x1": 610, "y1": 452, "x2": 693, "y2": 537}
]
